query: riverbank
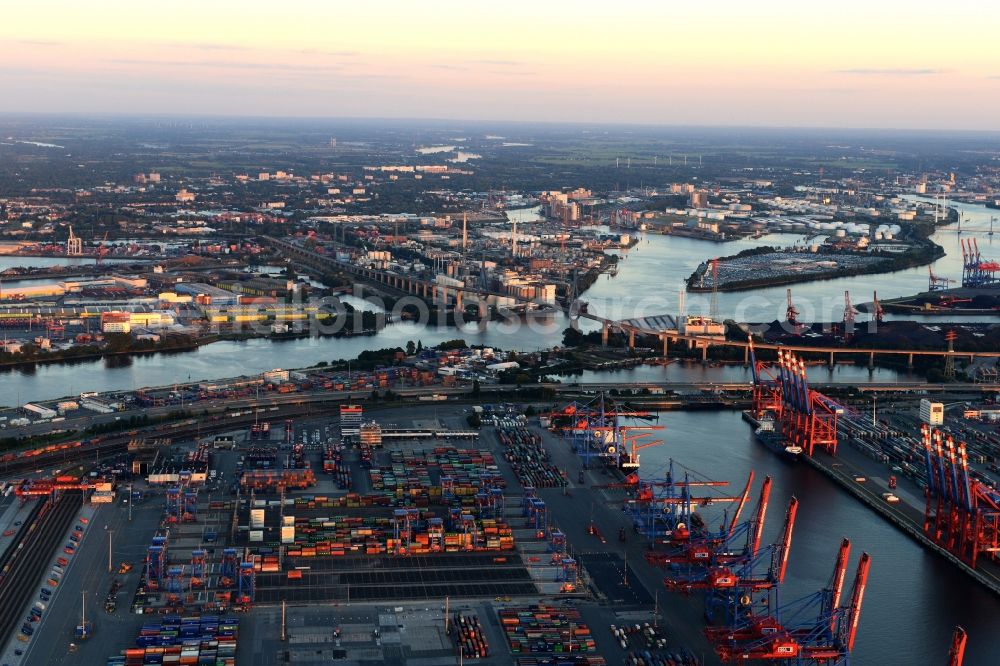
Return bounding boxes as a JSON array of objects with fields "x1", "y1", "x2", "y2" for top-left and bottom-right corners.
[
  {"x1": 0, "y1": 317, "x2": 385, "y2": 371},
  {"x1": 804, "y1": 451, "x2": 1000, "y2": 597},
  {"x1": 687, "y1": 241, "x2": 946, "y2": 293},
  {"x1": 0, "y1": 337, "x2": 201, "y2": 370},
  {"x1": 860, "y1": 286, "x2": 1000, "y2": 316}
]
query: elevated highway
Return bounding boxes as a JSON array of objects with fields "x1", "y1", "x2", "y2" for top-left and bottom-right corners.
[{"x1": 578, "y1": 311, "x2": 1000, "y2": 368}]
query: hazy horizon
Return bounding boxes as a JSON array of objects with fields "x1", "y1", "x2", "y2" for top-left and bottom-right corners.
[
  {"x1": 6, "y1": 111, "x2": 1000, "y2": 136},
  {"x1": 3, "y1": 0, "x2": 1000, "y2": 131}
]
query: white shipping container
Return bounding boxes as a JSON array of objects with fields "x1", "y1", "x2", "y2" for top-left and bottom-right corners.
[
  {"x1": 250, "y1": 509, "x2": 265, "y2": 529},
  {"x1": 249, "y1": 530, "x2": 264, "y2": 542},
  {"x1": 147, "y1": 473, "x2": 180, "y2": 484},
  {"x1": 80, "y1": 399, "x2": 116, "y2": 414}
]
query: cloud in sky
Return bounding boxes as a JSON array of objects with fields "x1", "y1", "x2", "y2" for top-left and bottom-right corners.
[
  {"x1": 8, "y1": 38, "x2": 62, "y2": 46},
  {"x1": 104, "y1": 58, "x2": 347, "y2": 73},
  {"x1": 835, "y1": 68, "x2": 944, "y2": 76},
  {"x1": 468, "y1": 59, "x2": 522, "y2": 66},
  {"x1": 296, "y1": 48, "x2": 359, "y2": 57},
  {"x1": 186, "y1": 42, "x2": 251, "y2": 52}
]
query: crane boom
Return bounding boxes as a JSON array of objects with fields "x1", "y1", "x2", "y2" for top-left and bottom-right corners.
[
  {"x1": 728, "y1": 471, "x2": 755, "y2": 536},
  {"x1": 829, "y1": 538, "x2": 851, "y2": 634},
  {"x1": 774, "y1": 497, "x2": 797, "y2": 584},
  {"x1": 842, "y1": 552, "x2": 872, "y2": 652},
  {"x1": 947, "y1": 626, "x2": 967, "y2": 666},
  {"x1": 750, "y1": 476, "x2": 772, "y2": 557}
]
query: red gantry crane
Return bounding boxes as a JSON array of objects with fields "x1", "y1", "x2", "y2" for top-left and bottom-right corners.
[
  {"x1": 748, "y1": 338, "x2": 845, "y2": 458},
  {"x1": 961, "y1": 237, "x2": 1000, "y2": 287},
  {"x1": 871, "y1": 291, "x2": 885, "y2": 324},
  {"x1": 776, "y1": 350, "x2": 841, "y2": 457},
  {"x1": 922, "y1": 425, "x2": 1000, "y2": 568},
  {"x1": 712, "y1": 543, "x2": 872, "y2": 666},
  {"x1": 748, "y1": 337, "x2": 783, "y2": 424},
  {"x1": 662, "y1": 496, "x2": 797, "y2": 600}
]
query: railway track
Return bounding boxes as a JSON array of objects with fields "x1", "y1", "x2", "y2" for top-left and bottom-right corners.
[
  {"x1": 0, "y1": 493, "x2": 80, "y2": 648},
  {"x1": 0, "y1": 401, "x2": 338, "y2": 479},
  {"x1": 0, "y1": 499, "x2": 44, "y2": 580}
]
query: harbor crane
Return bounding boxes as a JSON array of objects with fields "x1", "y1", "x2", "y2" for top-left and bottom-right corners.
[
  {"x1": 663, "y1": 496, "x2": 797, "y2": 600},
  {"x1": 748, "y1": 337, "x2": 783, "y2": 423},
  {"x1": 961, "y1": 237, "x2": 1000, "y2": 287},
  {"x1": 554, "y1": 392, "x2": 661, "y2": 471},
  {"x1": 705, "y1": 537, "x2": 851, "y2": 648},
  {"x1": 95, "y1": 231, "x2": 110, "y2": 264},
  {"x1": 747, "y1": 339, "x2": 843, "y2": 457},
  {"x1": 777, "y1": 351, "x2": 841, "y2": 456},
  {"x1": 871, "y1": 291, "x2": 884, "y2": 324},
  {"x1": 645, "y1": 474, "x2": 770, "y2": 569},
  {"x1": 785, "y1": 289, "x2": 800, "y2": 331},
  {"x1": 928, "y1": 265, "x2": 953, "y2": 292},
  {"x1": 710, "y1": 546, "x2": 871, "y2": 666},
  {"x1": 946, "y1": 626, "x2": 967, "y2": 666},
  {"x1": 922, "y1": 425, "x2": 1000, "y2": 568},
  {"x1": 842, "y1": 292, "x2": 857, "y2": 341},
  {"x1": 621, "y1": 461, "x2": 749, "y2": 545}
]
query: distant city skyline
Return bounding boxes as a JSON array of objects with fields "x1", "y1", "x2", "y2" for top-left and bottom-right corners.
[{"x1": 3, "y1": 0, "x2": 999, "y2": 130}]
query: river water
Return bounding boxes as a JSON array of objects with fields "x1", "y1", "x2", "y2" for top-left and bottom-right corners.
[
  {"x1": 1, "y1": 201, "x2": 996, "y2": 403},
  {"x1": 0, "y1": 256, "x2": 138, "y2": 271},
  {"x1": 635, "y1": 411, "x2": 999, "y2": 666},
  {"x1": 583, "y1": 198, "x2": 999, "y2": 325}
]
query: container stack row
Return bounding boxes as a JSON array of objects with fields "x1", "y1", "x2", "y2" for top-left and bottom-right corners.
[
  {"x1": 452, "y1": 612, "x2": 490, "y2": 659},
  {"x1": 499, "y1": 605, "x2": 597, "y2": 655},
  {"x1": 496, "y1": 426, "x2": 567, "y2": 488},
  {"x1": 282, "y1": 513, "x2": 515, "y2": 557},
  {"x1": 105, "y1": 615, "x2": 238, "y2": 666}
]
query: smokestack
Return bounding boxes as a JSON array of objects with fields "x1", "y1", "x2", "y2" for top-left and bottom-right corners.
[
  {"x1": 462, "y1": 212, "x2": 468, "y2": 252},
  {"x1": 512, "y1": 220, "x2": 517, "y2": 257}
]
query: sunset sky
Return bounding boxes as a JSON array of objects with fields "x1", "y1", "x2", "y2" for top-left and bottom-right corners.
[{"x1": 2, "y1": 0, "x2": 999, "y2": 129}]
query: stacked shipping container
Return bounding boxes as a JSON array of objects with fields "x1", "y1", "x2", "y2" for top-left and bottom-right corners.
[
  {"x1": 499, "y1": 606, "x2": 597, "y2": 655},
  {"x1": 105, "y1": 615, "x2": 238, "y2": 666}
]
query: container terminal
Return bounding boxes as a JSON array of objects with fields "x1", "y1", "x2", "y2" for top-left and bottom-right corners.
[
  {"x1": 0, "y1": 391, "x2": 897, "y2": 666},
  {"x1": 743, "y1": 340, "x2": 1000, "y2": 596}
]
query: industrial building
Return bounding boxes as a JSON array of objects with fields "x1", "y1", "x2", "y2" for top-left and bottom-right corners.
[{"x1": 920, "y1": 398, "x2": 945, "y2": 425}]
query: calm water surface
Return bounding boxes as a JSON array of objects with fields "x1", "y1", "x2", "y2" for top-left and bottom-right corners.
[{"x1": 636, "y1": 411, "x2": 999, "y2": 666}]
